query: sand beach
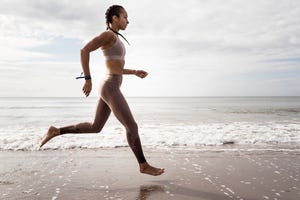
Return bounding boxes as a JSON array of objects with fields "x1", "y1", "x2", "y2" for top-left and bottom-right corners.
[{"x1": 1, "y1": 147, "x2": 299, "y2": 200}]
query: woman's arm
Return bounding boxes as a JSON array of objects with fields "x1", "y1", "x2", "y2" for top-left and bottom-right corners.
[
  {"x1": 123, "y1": 69, "x2": 136, "y2": 75},
  {"x1": 80, "y1": 31, "x2": 114, "y2": 97},
  {"x1": 123, "y1": 69, "x2": 148, "y2": 78},
  {"x1": 81, "y1": 31, "x2": 114, "y2": 77}
]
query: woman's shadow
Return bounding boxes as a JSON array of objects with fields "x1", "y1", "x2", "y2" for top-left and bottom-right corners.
[
  {"x1": 134, "y1": 180, "x2": 257, "y2": 200},
  {"x1": 135, "y1": 184, "x2": 165, "y2": 200}
]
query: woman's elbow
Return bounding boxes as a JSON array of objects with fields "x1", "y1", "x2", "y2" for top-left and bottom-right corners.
[
  {"x1": 81, "y1": 49, "x2": 91, "y2": 58},
  {"x1": 80, "y1": 48, "x2": 88, "y2": 54}
]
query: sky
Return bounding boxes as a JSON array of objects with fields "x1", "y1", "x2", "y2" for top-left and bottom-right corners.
[{"x1": 0, "y1": 0, "x2": 300, "y2": 97}]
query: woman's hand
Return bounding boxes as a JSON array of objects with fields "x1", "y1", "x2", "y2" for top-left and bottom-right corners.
[
  {"x1": 82, "y1": 80, "x2": 92, "y2": 97},
  {"x1": 134, "y1": 70, "x2": 148, "y2": 78}
]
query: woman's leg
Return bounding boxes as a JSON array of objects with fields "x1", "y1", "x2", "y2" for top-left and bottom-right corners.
[
  {"x1": 60, "y1": 98, "x2": 111, "y2": 134},
  {"x1": 39, "y1": 98, "x2": 111, "y2": 147},
  {"x1": 103, "y1": 89, "x2": 164, "y2": 175},
  {"x1": 103, "y1": 89, "x2": 146, "y2": 164}
]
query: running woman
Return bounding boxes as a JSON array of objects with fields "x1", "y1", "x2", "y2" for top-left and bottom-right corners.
[{"x1": 40, "y1": 5, "x2": 164, "y2": 176}]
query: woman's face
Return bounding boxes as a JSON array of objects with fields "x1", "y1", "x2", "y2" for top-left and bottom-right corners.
[{"x1": 116, "y1": 9, "x2": 129, "y2": 30}]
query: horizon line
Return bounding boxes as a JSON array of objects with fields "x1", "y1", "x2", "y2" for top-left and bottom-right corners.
[{"x1": 1, "y1": 95, "x2": 300, "y2": 98}]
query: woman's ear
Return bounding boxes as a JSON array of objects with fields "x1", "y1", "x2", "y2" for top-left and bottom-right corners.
[{"x1": 112, "y1": 15, "x2": 119, "y2": 23}]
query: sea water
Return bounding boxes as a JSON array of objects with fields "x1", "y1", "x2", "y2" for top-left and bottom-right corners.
[{"x1": 0, "y1": 97, "x2": 300, "y2": 151}]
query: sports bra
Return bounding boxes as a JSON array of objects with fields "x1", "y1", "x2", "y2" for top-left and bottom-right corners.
[{"x1": 102, "y1": 34, "x2": 126, "y2": 61}]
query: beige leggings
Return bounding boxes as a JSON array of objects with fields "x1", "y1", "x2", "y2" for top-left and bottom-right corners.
[{"x1": 60, "y1": 75, "x2": 146, "y2": 163}]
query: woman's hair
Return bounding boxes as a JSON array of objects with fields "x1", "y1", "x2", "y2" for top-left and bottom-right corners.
[
  {"x1": 105, "y1": 5, "x2": 124, "y2": 30},
  {"x1": 105, "y1": 5, "x2": 130, "y2": 45}
]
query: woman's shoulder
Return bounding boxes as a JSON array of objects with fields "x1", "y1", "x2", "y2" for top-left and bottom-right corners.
[
  {"x1": 99, "y1": 30, "x2": 115, "y2": 40},
  {"x1": 98, "y1": 30, "x2": 117, "y2": 49}
]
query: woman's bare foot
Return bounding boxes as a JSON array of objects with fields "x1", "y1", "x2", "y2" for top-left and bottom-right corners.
[
  {"x1": 39, "y1": 126, "x2": 60, "y2": 148},
  {"x1": 139, "y1": 162, "x2": 165, "y2": 176}
]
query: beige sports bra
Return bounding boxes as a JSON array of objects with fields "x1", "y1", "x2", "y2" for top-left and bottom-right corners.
[{"x1": 102, "y1": 34, "x2": 126, "y2": 61}]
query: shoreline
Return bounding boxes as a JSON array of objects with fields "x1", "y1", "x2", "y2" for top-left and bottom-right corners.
[
  {"x1": 1, "y1": 148, "x2": 300, "y2": 200},
  {"x1": 1, "y1": 143, "x2": 300, "y2": 152}
]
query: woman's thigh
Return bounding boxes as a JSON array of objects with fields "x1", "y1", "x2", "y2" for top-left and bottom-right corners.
[{"x1": 103, "y1": 89, "x2": 136, "y2": 127}]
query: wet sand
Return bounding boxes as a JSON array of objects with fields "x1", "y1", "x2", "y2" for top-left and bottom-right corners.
[{"x1": 0, "y1": 147, "x2": 300, "y2": 200}]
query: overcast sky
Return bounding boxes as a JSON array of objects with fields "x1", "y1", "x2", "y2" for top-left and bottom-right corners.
[{"x1": 0, "y1": 0, "x2": 300, "y2": 97}]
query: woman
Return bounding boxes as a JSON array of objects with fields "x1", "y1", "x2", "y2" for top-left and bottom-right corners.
[{"x1": 40, "y1": 5, "x2": 164, "y2": 176}]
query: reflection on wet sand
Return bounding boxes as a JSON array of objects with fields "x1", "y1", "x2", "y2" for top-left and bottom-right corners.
[{"x1": 135, "y1": 184, "x2": 165, "y2": 200}]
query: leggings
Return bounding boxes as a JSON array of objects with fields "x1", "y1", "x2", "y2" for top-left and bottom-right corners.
[{"x1": 60, "y1": 74, "x2": 146, "y2": 164}]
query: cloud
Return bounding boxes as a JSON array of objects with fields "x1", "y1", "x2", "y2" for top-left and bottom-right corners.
[
  {"x1": 1, "y1": 0, "x2": 300, "y2": 96},
  {"x1": 2, "y1": 0, "x2": 300, "y2": 60}
]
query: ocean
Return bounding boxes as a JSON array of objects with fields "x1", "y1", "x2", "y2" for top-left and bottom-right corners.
[{"x1": 0, "y1": 97, "x2": 300, "y2": 151}]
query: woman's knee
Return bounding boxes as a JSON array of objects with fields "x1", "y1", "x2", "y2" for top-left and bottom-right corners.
[
  {"x1": 92, "y1": 127, "x2": 101, "y2": 133},
  {"x1": 91, "y1": 123, "x2": 104, "y2": 133},
  {"x1": 126, "y1": 121, "x2": 138, "y2": 132}
]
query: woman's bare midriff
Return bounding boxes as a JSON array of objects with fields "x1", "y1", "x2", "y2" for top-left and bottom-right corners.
[{"x1": 105, "y1": 60, "x2": 125, "y2": 75}]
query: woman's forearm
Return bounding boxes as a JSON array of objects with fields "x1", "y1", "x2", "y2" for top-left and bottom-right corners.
[
  {"x1": 80, "y1": 49, "x2": 91, "y2": 76},
  {"x1": 123, "y1": 68, "x2": 136, "y2": 75}
]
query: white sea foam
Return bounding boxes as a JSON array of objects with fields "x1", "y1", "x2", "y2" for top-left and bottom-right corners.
[
  {"x1": 0, "y1": 122, "x2": 299, "y2": 151},
  {"x1": 1, "y1": 97, "x2": 300, "y2": 151}
]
